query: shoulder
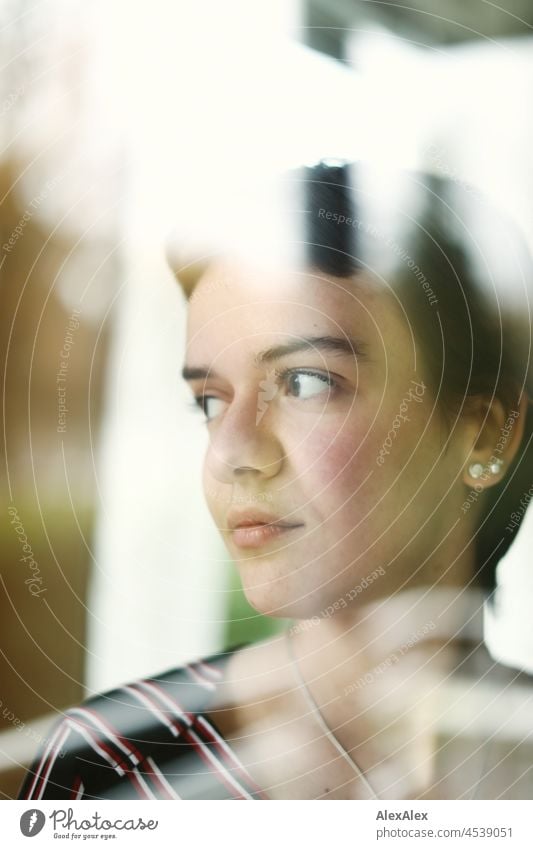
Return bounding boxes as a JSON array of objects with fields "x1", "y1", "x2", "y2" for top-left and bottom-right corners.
[{"x1": 18, "y1": 643, "x2": 267, "y2": 801}]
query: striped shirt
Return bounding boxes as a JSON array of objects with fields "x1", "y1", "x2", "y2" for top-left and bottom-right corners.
[{"x1": 18, "y1": 645, "x2": 268, "y2": 800}]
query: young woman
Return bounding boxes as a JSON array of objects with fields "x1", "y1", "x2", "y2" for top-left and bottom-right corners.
[{"x1": 19, "y1": 162, "x2": 533, "y2": 800}]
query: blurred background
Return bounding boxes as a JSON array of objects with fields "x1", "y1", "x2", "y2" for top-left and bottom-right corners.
[{"x1": 1, "y1": 0, "x2": 533, "y2": 798}]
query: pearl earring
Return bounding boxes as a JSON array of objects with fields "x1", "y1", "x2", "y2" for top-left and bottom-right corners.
[{"x1": 468, "y1": 458, "x2": 504, "y2": 479}]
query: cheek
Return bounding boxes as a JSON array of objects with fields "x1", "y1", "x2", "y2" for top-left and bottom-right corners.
[
  {"x1": 294, "y1": 418, "x2": 378, "y2": 506},
  {"x1": 294, "y1": 409, "x2": 427, "y2": 528}
]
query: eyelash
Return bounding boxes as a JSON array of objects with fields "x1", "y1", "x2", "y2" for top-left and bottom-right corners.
[{"x1": 187, "y1": 368, "x2": 338, "y2": 421}]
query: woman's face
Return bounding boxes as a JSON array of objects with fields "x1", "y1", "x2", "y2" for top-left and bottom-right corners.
[{"x1": 182, "y1": 257, "x2": 470, "y2": 619}]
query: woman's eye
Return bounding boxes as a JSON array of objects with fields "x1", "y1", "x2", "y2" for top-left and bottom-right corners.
[
  {"x1": 188, "y1": 369, "x2": 336, "y2": 424},
  {"x1": 281, "y1": 369, "x2": 335, "y2": 400},
  {"x1": 190, "y1": 395, "x2": 226, "y2": 422}
]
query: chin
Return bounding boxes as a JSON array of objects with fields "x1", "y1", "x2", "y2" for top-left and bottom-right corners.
[{"x1": 238, "y1": 572, "x2": 322, "y2": 620}]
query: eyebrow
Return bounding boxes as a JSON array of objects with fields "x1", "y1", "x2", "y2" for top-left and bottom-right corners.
[{"x1": 181, "y1": 335, "x2": 366, "y2": 382}]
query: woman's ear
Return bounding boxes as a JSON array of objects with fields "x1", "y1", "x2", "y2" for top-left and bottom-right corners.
[{"x1": 462, "y1": 392, "x2": 529, "y2": 489}]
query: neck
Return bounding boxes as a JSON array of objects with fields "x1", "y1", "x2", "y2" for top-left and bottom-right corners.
[{"x1": 288, "y1": 583, "x2": 486, "y2": 798}]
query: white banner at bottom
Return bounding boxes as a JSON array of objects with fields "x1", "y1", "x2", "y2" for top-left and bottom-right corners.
[{"x1": 1, "y1": 799, "x2": 531, "y2": 848}]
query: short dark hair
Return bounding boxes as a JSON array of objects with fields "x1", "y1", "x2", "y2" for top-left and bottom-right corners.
[{"x1": 295, "y1": 160, "x2": 533, "y2": 591}]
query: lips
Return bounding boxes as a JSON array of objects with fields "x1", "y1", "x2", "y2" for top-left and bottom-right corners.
[{"x1": 226, "y1": 507, "x2": 303, "y2": 532}]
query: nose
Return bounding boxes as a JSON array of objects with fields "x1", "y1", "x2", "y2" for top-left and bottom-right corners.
[{"x1": 204, "y1": 390, "x2": 284, "y2": 484}]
